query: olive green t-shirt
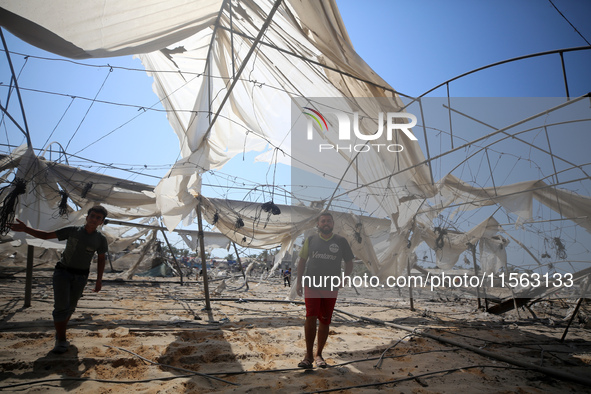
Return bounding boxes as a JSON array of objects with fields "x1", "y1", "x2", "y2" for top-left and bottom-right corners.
[{"x1": 56, "y1": 226, "x2": 108, "y2": 271}]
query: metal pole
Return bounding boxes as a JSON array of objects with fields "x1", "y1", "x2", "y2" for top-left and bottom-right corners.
[
  {"x1": 407, "y1": 257, "x2": 414, "y2": 311},
  {"x1": 0, "y1": 102, "x2": 29, "y2": 141},
  {"x1": 559, "y1": 51, "x2": 570, "y2": 99},
  {"x1": 24, "y1": 245, "x2": 34, "y2": 307},
  {"x1": 126, "y1": 231, "x2": 157, "y2": 280},
  {"x1": 230, "y1": 0, "x2": 235, "y2": 78},
  {"x1": 418, "y1": 98, "x2": 435, "y2": 186},
  {"x1": 196, "y1": 199, "x2": 212, "y2": 310},
  {"x1": 106, "y1": 251, "x2": 115, "y2": 272},
  {"x1": 446, "y1": 82, "x2": 454, "y2": 149},
  {"x1": 484, "y1": 149, "x2": 497, "y2": 196},
  {"x1": 197, "y1": 0, "x2": 283, "y2": 148},
  {"x1": 160, "y1": 229, "x2": 184, "y2": 285},
  {"x1": 468, "y1": 242, "x2": 483, "y2": 310},
  {"x1": 561, "y1": 297, "x2": 584, "y2": 342},
  {"x1": 561, "y1": 279, "x2": 590, "y2": 342},
  {"x1": 328, "y1": 94, "x2": 589, "y2": 202},
  {"x1": 0, "y1": 28, "x2": 32, "y2": 147},
  {"x1": 232, "y1": 242, "x2": 249, "y2": 290}
]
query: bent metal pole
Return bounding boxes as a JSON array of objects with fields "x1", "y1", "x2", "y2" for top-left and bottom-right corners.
[{"x1": 196, "y1": 197, "x2": 212, "y2": 311}]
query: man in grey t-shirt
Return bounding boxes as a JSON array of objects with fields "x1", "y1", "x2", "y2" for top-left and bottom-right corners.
[
  {"x1": 10, "y1": 206, "x2": 108, "y2": 354},
  {"x1": 296, "y1": 212, "x2": 353, "y2": 369}
]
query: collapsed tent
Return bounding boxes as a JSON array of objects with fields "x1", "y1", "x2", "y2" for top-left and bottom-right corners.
[
  {"x1": 1, "y1": 0, "x2": 432, "y2": 225},
  {"x1": 1, "y1": 0, "x2": 590, "y2": 288}
]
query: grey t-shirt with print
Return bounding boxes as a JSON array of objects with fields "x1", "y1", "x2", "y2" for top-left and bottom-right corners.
[{"x1": 299, "y1": 233, "x2": 354, "y2": 290}]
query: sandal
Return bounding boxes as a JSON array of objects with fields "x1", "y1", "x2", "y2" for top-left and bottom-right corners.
[
  {"x1": 51, "y1": 340, "x2": 70, "y2": 354},
  {"x1": 315, "y1": 357, "x2": 328, "y2": 368},
  {"x1": 298, "y1": 359, "x2": 314, "y2": 369}
]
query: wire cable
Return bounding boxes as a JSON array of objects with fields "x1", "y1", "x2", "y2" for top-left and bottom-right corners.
[
  {"x1": 548, "y1": 0, "x2": 591, "y2": 46},
  {"x1": 64, "y1": 68, "x2": 112, "y2": 152}
]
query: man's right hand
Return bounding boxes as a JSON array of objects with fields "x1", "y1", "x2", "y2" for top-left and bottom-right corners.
[
  {"x1": 296, "y1": 283, "x2": 303, "y2": 297},
  {"x1": 9, "y1": 219, "x2": 27, "y2": 232},
  {"x1": 8, "y1": 219, "x2": 57, "y2": 240}
]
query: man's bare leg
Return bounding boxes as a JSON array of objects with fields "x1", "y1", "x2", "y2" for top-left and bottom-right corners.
[
  {"x1": 304, "y1": 316, "x2": 317, "y2": 362},
  {"x1": 52, "y1": 316, "x2": 71, "y2": 353},
  {"x1": 54, "y1": 315, "x2": 70, "y2": 341},
  {"x1": 315, "y1": 321, "x2": 330, "y2": 366}
]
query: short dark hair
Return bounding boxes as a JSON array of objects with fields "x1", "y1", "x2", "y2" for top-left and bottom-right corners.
[
  {"x1": 317, "y1": 212, "x2": 333, "y2": 222},
  {"x1": 88, "y1": 205, "x2": 108, "y2": 220}
]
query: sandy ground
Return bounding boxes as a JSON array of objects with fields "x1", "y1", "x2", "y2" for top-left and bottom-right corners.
[{"x1": 1, "y1": 261, "x2": 591, "y2": 393}]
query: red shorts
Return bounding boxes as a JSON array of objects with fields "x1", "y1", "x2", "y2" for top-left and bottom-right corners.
[{"x1": 304, "y1": 287, "x2": 338, "y2": 325}]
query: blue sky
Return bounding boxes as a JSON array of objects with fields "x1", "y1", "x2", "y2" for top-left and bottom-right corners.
[
  {"x1": 1, "y1": 0, "x2": 590, "y2": 261},
  {"x1": 338, "y1": 0, "x2": 591, "y2": 97}
]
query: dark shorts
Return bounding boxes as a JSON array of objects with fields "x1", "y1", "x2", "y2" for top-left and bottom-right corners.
[
  {"x1": 304, "y1": 287, "x2": 338, "y2": 325},
  {"x1": 52, "y1": 265, "x2": 89, "y2": 322}
]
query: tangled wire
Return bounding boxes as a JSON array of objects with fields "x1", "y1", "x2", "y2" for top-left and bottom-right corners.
[
  {"x1": 81, "y1": 182, "x2": 93, "y2": 199},
  {"x1": 58, "y1": 190, "x2": 69, "y2": 217},
  {"x1": 434, "y1": 226, "x2": 448, "y2": 250},
  {"x1": 354, "y1": 222, "x2": 363, "y2": 244},
  {"x1": 544, "y1": 237, "x2": 567, "y2": 260},
  {"x1": 553, "y1": 237, "x2": 567, "y2": 260},
  {"x1": 0, "y1": 178, "x2": 27, "y2": 235},
  {"x1": 261, "y1": 201, "x2": 281, "y2": 215}
]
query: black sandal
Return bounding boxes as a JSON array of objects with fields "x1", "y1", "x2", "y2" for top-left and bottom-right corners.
[{"x1": 298, "y1": 359, "x2": 314, "y2": 369}]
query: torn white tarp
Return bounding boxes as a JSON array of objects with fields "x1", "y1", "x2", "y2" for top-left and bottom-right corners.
[
  {"x1": 198, "y1": 195, "x2": 391, "y2": 276},
  {"x1": 0, "y1": 0, "x2": 435, "y2": 230},
  {"x1": 136, "y1": 0, "x2": 434, "y2": 229},
  {"x1": 479, "y1": 235, "x2": 509, "y2": 274},
  {"x1": 414, "y1": 216, "x2": 504, "y2": 270},
  {"x1": 1, "y1": 146, "x2": 160, "y2": 231},
  {"x1": 0, "y1": 0, "x2": 223, "y2": 58},
  {"x1": 439, "y1": 174, "x2": 591, "y2": 235},
  {"x1": 0, "y1": 146, "x2": 163, "y2": 259},
  {"x1": 178, "y1": 231, "x2": 231, "y2": 251}
]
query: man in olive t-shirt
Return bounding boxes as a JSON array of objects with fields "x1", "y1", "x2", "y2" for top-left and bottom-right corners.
[{"x1": 10, "y1": 206, "x2": 108, "y2": 354}]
